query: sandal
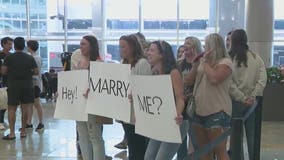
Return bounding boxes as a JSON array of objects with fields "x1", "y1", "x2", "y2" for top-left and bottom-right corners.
[
  {"x1": 2, "y1": 134, "x2": 16, "y2": 140},
  {"x1": 114, "y1": 141, "x2": 127, "y2": 149},
  {"x1": 20, "y1": 132, "x2": 26, "y2": 138}
]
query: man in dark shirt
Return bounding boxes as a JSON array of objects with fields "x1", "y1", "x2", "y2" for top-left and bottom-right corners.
[
  {"x1": 1, "y1": 37, "x2": 38, "y2": 140},
  {"x1": 0, "y1": 37, "x2": 13, "y2": 130}
]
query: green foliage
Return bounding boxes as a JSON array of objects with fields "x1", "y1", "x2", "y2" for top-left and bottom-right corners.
[{"x1": 266, "y1": 67, "x2": 284, "y2": 83}]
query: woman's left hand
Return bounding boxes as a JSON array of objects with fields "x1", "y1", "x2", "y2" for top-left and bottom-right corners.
[
  {"x1": 128, "y1": 94, "x2": 133, "y2": 103},
  {"x1": 175, "y1": 114, "x2": 183, "y2": 125},
  {"x1": 83, "y1": 88, "x2": 90, "y2": 99}
]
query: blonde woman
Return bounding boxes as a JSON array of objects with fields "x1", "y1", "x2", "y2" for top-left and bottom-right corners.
[
  {"x1": 177, "y1": 36, "x2": 202, "y2": 159},
  {"x1": 185, "y1": 33, "x2": 233, "y2": 160}
]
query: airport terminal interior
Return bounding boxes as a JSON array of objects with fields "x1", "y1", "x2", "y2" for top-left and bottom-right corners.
[{"x1": 1, "y1": 0, "x2": 284, "y2": 159}]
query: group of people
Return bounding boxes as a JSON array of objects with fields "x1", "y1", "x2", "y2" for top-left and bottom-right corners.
[
  {"x1": 0, "y1": 37, "x2": 44, "y2": 140},
  {"x1": 69, "y1": 29, "x2": 267, "y2": 160},
  {"x1": 0, "y1": 28, "x2": 269, "y2": 160}
]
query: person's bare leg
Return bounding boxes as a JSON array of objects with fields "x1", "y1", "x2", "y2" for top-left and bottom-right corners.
[
  {"x1": 34, "y1": 98, "x2": 43, "y2": 123},
  {"x1": 193, "y1": 124, "x2": 213, "y2": 160},
  {"x1": 207, "y1": 128, "x2": 230, "y2": 160},
  {"x1": 21, "y1": 103, "x2": 32, "y2": 136},
  {"x1": 8, "y1": 106, "x2": 17, "y2": 137},
  {"x1": 26, "y1": 104, "x2": 33, "y2": 125}
]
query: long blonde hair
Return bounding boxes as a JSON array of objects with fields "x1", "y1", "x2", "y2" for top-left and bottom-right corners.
[{"x1": 204, "y1": 33, "x2": 229, "y2": 64}]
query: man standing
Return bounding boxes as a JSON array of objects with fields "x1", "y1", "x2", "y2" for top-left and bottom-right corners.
[
  {"x1": 1, "y1": 37, "x2": 38, "y2": 140},
  {"x1": 0, "y1": 37, "x2": 13, "y2": 130}
]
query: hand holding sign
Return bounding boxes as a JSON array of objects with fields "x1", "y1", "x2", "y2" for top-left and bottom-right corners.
[
  {"x1": 54, "y1": 70, "x2": 89, "y2": 121},
  {"x1": 131, "y1": 75, "x2": 181, "y2": 143},
  {"x1": 85, "y1": 62, "x2": 131, "y2": 123},
  {"x1": 175, "y1": 114, "x2": 183, "y2": 125}
]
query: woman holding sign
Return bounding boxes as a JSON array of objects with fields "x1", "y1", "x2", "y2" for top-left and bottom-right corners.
[
  {"x1": 71, "y1": 35, "x2": 107, "y2": 160},
  {"x1": 119, "y1": 34, "x2": 152, "y2": 160},
  {"x1": 185, "y1": 33, "x2": 233, "y2": 160},
  {"x1": 144, "y1": 40, "x2": 188, "y2": 160}
]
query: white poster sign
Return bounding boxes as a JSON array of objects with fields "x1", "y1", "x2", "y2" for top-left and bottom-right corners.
[
  {"x1": 130, "y1": 75, "x2": 181, "y2": 143},
  {"x1": 54, "y1": 70, "x2": 89, "y2": 121},
  {"x1": 85, "y1": 62, "x2": 131, "y2": 122}
]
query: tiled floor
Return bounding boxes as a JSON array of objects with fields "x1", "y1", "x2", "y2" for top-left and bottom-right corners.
[{"x1": 0, "y1": 101, "x2": 283, "y2": 160}]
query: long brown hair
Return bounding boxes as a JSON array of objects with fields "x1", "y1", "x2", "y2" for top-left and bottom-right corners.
[
  {"x1": 83, "y1": 35, "x2": 100, "y2": 61},
  {"x1": 229, "y1": 29, "x2": 249, "y2": 67},
  {"x1": 120, "y1": 34, "x2": 144, "y2": 67}
]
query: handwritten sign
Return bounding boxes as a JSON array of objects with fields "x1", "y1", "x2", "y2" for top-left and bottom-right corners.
[
  {"x1": 85, "y1": 62, "x2": 131, "y2": 122},
  {"x1": 130, "y1": 75, "x2": 181, "y2": 143},
  {"x1": 54, "y1": 70, "x2": 89, "y2": 121}
]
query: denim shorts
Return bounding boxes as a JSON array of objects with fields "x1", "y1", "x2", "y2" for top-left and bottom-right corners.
[{"x1": 192, "y1": 111, "x2": 231, "y2": 129}]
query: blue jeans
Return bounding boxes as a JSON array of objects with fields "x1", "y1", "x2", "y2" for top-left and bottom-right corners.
[
  {"x1": 192, "y1": 111, "x2": 231, "y2": 129},
  {"x1": 230, "y1": 100, "x2": 256, "y2": 160},
  {"x1": 76, "y1": 114, "x2": 105, "y2": 160},
  {"x1": 144, "y1": 120, "x2": 189, "y2": 160}
]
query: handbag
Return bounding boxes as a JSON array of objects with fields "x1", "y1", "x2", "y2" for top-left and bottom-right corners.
[
  {"x1": 0, "y1": 87, "x2": 8, "y2": 110},
  {"x1": 186, "y1": 94, "x2": 196, "y2": 118},
  {"x1": 184, "y1": 71, "x2": 204, "y2": 119}
]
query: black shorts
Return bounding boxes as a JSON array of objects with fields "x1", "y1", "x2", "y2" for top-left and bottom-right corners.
[
  {"x1": 34, "y1": 86, "x2": 41, "y2": 98},
  {"x1": 8, "y1": 86, "x2": 34, "y2": 106}
]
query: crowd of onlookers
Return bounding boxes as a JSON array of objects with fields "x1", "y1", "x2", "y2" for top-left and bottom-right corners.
[
  {"x1": 0, "y1": 29, "x2": 283, "y2": 160},
  {"x1": 0, "y1": 37, "x2": 44, "y2": 140}
]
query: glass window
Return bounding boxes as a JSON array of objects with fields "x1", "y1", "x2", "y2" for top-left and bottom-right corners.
[
  {"x1": 179, "y1": 0, "x2": 209, "y2": 41},
  {"x1": 38, "y1": 41, "x2": 48, "y2": 72},
  {"x1": 39, "y1": 21, "x2": 47, "y2": 31},
  {"x1": 142, "y1": 0, "x2": 177, "y2": 40},
  {"x1": 273, "y1": 0, "x2": 284, "y2": 66},
  {"x1": 21, "y1": 20, "x2": 26, "y2": 29},
  {"x1": 21, "y1": 13, "x2": 26, "y2": 19},
  {"x1": 39, "y1": 0, "x2": 45, "y2": 6},
  {"x1": 31, "y1": 21, "x2": 38, "y2": 29},
  {"x1": 107, "y1": 41, "x2": 120, "y2": 61},
  {"x1": 105, "y1": 0, "x2": 139, "y2": 38},
  {"x1": 4, "y1": 13, "x2": 12, "y2": 18},
  {"x1": 39, "y1": 13, "x2": 46, "y2": 19},
  {"x1": 3, "y1": 0, "x2": 11, "y2": 3},
  {"x1": 30, "y1": 13, "x2": 38, "y2": 19},
  {"x1": 12, "y1": 0, "x2": 19, "y2": 4},
  {"x1": 12, "y1": 13, "x2": 21, "y2": 19},
  {"x1": 47, "y1": 41, "x2": 65, "y2": 71},
  {"x1": 13, "y1": 20, "x2": 21, "y2": 29},
  {"x1": 29, "y1": 0, "x2": 50, "y2": 36},
  {"x1": 4, "y1": 20, "x2": 12, "y2": 29},
  {"x1": 21, "y1": 0, "x2": 26, "y2": 5}
]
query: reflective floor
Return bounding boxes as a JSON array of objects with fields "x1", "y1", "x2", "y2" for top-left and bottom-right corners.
[{"x1": 0, "y1": 101, "x2": 284, "y2": 160}]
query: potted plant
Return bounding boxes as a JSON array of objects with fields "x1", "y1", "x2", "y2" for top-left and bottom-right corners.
[
  {"x1": 266, "y1": 67, "x2": 284, "y2": 83},
  {"x1": 263, "y1": 67, "x2": 284, "y2": 121}
]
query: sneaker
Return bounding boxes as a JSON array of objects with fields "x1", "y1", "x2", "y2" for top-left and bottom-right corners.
[
  {"x1": 35, "y1": 123, "x2": 44, "y2": 132},
  {"x1": 0, "y1": 123, "x2": 5, "y2": 130},
  {"x1": 18, "y1": 124, "x2": 33, "y2": 131}
]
